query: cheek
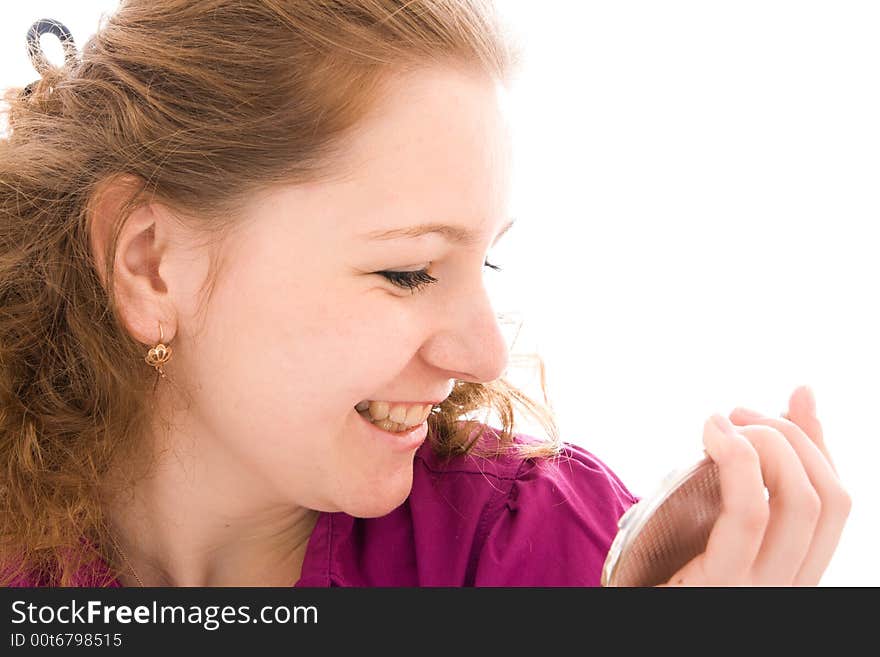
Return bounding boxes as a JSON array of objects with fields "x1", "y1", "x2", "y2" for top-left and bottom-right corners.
[
  {"x1": 200, "y1": 265, "x2": 424, "y2": 411},
  {"x1": 302, "y1": 294, "x2": 424, "y2": 371}
]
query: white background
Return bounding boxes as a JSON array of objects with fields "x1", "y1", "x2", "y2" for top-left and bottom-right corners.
[{"x1": 2, "y1": 1, "x2": 877, "y2": 586}]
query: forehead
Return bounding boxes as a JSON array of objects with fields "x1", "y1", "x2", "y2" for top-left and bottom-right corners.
[
  {"x1": 359, "y1": 218, "x2": 516, "y2": 247},
  {"x1": 329, "y1": 66, "x2": 513, "y2": 236}
]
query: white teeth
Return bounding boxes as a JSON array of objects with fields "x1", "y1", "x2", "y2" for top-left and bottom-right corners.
[
  {"x1": 389, "y1": 405, "x2": 407, "y2": 424},
  {"x1": 403, "y1": 404, "x2": 425, "y2": 427},
  {"x1": 369, "y1": 401, "x2": 390, "y2": 421},
  {"x1": 357, "y1": 400, "x2": 432, "y2": 430}
]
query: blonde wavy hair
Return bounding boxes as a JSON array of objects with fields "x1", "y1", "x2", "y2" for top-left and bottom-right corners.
[{"x1": 0, "y1": 0, "x2": 561, "y2": 586}]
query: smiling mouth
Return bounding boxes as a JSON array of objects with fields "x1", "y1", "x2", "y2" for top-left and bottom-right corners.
[
  {"x1": 354, "y1": 399, "x2": 436, "y2": 433},
  {"x1": 357, "y1": 408, "x2": 425, "y2": 434}
]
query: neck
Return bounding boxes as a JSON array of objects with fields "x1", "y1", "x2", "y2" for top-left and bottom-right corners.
[
  {"x1": 102, "y1": 421, "x2": 321, "y2": 587},
  {"x1": 109, "y1": 513, "x2": 319, "y2": 587}
]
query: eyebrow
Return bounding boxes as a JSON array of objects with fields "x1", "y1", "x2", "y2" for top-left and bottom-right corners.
[{"x1": 362, "y1": 217, "x2": 517, "y2": 247}]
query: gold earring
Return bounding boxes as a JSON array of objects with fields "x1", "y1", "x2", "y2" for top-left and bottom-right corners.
[{"x1": 144, "y1": 321, "x2": 172, "y2": 378}]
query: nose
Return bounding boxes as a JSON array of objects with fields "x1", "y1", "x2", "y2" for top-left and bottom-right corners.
[{"x1": 420, "y1": 280, "x2": 511, "y2": 385}]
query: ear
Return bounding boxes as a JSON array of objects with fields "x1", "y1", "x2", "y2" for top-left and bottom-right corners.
[{"x1": 88, "y1": 175, "x2": 177, "y2": 346}]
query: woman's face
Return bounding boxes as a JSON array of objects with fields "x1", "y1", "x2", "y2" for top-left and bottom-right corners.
[{"x1": 166, "y1": 66, "x2": 514, "y2": 518}]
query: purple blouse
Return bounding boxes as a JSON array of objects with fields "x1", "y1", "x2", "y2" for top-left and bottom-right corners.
[{"x1": 9, "y1": 426, "x2": 640, "y2": 587}]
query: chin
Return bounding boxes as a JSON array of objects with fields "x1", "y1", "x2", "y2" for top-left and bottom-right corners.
[{"x1": 346, "y1": 467, "x2": 415, "y2": 518}]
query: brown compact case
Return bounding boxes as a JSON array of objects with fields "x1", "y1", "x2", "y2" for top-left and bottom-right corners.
[{"x1": 601, "y1": 455, "x2": 722, "y2": 587}]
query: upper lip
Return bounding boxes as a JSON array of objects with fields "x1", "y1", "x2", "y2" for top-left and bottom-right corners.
[
  {"x1": 364, "y1": 399, "x2": 443, "y2": 405},
  {"x1": 360, "y1": 388, "x2": 453, "y2": 406},
  {"x1": 360, "y1": 395, "x2": 450, "y2": 405}
]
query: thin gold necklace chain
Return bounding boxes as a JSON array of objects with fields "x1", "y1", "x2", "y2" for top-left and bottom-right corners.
[
  {"x1": 108, "y1": 531, "x2": 145, "y2": 587},
  {"x1": 107, "y1": 531, "x2": 308, "y2": 587}
]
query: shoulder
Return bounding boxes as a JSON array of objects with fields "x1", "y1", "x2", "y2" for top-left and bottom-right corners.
[{"x1": 409, "y1": 424, "x2": 639, "y2": 586}]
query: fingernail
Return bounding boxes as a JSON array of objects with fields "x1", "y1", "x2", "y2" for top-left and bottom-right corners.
[
  {"x1": 705, "y1": 414, "x2": 736, "y2": 454},
  {"x1": 802, "y1": 385, "x2": 817, "y2": 416},
  {"x1": 712, "y1": 413, "x2": 739, "y2": 437},
  {"x1": 703, "y1": 415, "x2": 724, "y2": 454},
  {"x1": 731, "y1": 406, "x2": 762, "y2": 420}
]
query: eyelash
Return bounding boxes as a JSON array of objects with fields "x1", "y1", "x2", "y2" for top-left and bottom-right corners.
[{"x1": 378, "y1": 260, "x2": 503, "y2": 293}]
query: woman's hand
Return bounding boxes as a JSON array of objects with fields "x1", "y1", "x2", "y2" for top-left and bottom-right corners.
[{"x1": 660, "y1": 385, "x2": 851, "y2": 586}]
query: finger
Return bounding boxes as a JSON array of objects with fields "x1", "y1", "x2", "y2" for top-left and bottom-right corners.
[
  {"x1": 733, "y1": 423, "x2": 821, "y2": 585},
  {"x1": 698, "y1": 414, "x2": 769, "y2": 583},
  {"x1": 731, "y1": 404, "x2": 840, "y2": 488},
  {"x1": 785, "y1": 385, "x2": 837, "y2": 476},
  {"x1": 728, "y1": 408, "x2": 851, "y2": 586}
]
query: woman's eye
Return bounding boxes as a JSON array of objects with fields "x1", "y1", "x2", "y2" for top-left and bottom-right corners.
[
  {"x1": 377, "y1": 268, "x2": 438, "y2": 293},
  {"x1": 378, "y1": 260, "x2": 503, "y2": 293}
]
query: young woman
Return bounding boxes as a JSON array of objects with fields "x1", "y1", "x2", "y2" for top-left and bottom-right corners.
[{"x1": 0, "y1": 2, "x2": 849, "y2": 587}]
